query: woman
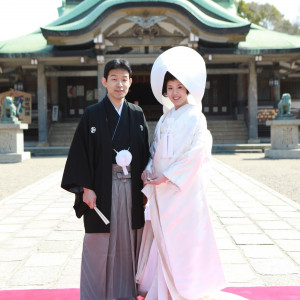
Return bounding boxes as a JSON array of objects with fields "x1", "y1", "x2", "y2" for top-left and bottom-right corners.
[{"x1": 136, "y1": 47, "x2": 247, "y2": 300}]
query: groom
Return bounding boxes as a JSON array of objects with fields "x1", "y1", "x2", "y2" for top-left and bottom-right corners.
[{"x1": 61, "y1": 59, "x2": 150, "y2": 300}]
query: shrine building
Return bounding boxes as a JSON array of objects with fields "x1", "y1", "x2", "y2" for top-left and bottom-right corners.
[{"x1": 0, "y1": 0, "x2": 300, "y2": 146}]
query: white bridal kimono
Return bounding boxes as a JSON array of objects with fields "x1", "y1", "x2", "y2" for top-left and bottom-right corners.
[{"x1": 136, "y1": 104, "x2": 246, "y2": 300}]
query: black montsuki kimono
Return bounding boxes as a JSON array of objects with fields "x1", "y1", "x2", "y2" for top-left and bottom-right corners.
[{"x1": 61, "y1": 97, "x2": 150, "y2": 233}]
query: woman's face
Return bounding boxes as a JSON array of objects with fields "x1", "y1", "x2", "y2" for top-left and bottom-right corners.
[{"x1": 166, "y1": 79, "x2": 188, "y2": 110}]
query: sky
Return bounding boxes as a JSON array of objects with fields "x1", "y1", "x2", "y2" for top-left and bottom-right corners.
[
  {"x1": 0, "y1": 0, "x2": 299, "y2": 42},
  {"x1": 245, "y1": 0, "x2": 300, "y2": 23},
  {"x1": 0, "y1": 0, "x2": 61, "y2": 41}
]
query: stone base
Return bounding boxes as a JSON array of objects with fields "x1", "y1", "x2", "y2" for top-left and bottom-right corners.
[
  {"x1": 0, "y1": 152, "x2": 31, "y2": 163},
  {"x1": 265, "y1": 149, "x2": 300, "y2": 159},
  {"x1": 36, "y1": 142, "x2": 49, "y2": 147},
  {"x1": 248, "y1": 139, "x2": 260, "y2": 144},
  {"x1": 266, "y1": 119, "x2": 300, "y2": 150}
]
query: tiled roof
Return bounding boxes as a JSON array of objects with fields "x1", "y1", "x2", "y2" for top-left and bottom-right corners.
[{"x1": 239, "y1": 25, "x2": 300, "y2": 50}]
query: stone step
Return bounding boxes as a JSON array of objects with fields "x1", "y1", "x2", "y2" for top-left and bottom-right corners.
[
  {"x1": 50, "y1": 122, "x2": 77, "y2": 125},
  {"x1": 49, "y1": 142, "x2": 73, "y2": 147},
  {"x1": 49, "y1": 132, "x2": 75, "y2": 137},
  {"x1": 48, "y1": 122, "x2": 78, "y2": 147},
  {"x1": 213, "y1": 139, "x2": 249, "y2": 144},
  {"x1": 208, "y1": 123, "x2": 246, "y2": 126},
  {"x1": 210, "y1": 127, "x2": 248, "y2": 131},
  {"x1": 50, "y1": 138, "x2": 73, "y2": 144},
  {"x1": 213, "y1": 140, "x2": 249, "y2": 144},
  {"x1": 207, "y1": 120, "x2": 248, "y2": 144},
  {"x1": 211, "y1": 131, "x2": 248, "y2": 135},
  {"x1": 208, "y1": 125, "x2": 246, "y2": 128},
  {"x1": 213, "y1": 134, "x2": 248, "y2": 137},
  {"x1": 50, "y1": 125, "x2": 77, "y2": 131}
]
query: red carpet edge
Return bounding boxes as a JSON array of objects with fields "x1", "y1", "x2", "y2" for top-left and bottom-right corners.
[{"x1": 0, "y1": 287, "x2": 300, "y2": 300}]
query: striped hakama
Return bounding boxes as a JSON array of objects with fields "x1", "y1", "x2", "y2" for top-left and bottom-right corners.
[{"x1": 80, "y1": 164, "x2": 142, "y2": 300}]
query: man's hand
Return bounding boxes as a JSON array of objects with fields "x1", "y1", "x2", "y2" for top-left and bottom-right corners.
[{"x1": 83, "y1": 188, "x2": 97, "y2": 209}]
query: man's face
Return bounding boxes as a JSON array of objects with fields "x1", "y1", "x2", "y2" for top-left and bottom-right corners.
[{"x1": 101, "y1": 68, "x2": 132, "y2": 103}]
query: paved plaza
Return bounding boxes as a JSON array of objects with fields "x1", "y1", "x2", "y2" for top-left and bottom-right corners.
[{"x1": 0, "y1": 156, "x2": 300, "y2": 290}]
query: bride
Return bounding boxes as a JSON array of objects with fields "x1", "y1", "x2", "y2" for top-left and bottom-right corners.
[{"x1": 136, "y1": 46, "x2": 247, "y2": 300}]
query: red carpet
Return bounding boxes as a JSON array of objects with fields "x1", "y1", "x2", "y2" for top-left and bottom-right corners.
[
  {"x1": 223, "y1": 286, "x2": 300, "y2": 300},
  {"x1": 0, "y1": 287, "x2": 300, "y2": 299}
]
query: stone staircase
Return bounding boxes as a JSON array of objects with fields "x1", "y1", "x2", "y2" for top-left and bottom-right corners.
[
  {"x1": 48, "y1": 121, "x2": 158, "y2": 147},
  {"x1": 147, "y1": 121, "x2": 157, "y2": 143},
  {"x1": 28, "y1": 119, "x2": 263, "y2": 156},
  {"x1": 48, "y1": 122, "x2": 78, "y2": 146},
  {"x1": 46, "y1": 120, "x2": 249, "y2": 147},
  {"x1": 207, "y1": 120, "x2": 248, "y2": 144},
  {"x1": 149, "y1": 120, "x2": 249, "y2": 144}
]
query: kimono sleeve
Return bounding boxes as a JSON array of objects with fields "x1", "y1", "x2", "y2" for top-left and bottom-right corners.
[
  {"x1": 139, "y1": 108, "x2": 151, "y2": 170},
  {"x1": 145, "y1": 158, "x2": 153, "y2": 172},
  {"x1": 143, "y1": 110, "x2": 151, "y2": 159},
  {"x1": 145, "y1": 114, "x2": 164, "y2": 173},
  {"x1": 61, "y1": 111, "x2": 95, "y2": 193},
  {"x1": 163, "y1": 115, "x2": 212, "y2": 192}
]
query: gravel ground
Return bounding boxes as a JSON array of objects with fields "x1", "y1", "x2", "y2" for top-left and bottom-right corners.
[
  {"x1": 214, "y1": 153, "x2": 300, "y2": 204},
  {"x1": 0, "y1": 156, "x2": 67, "y2": 200},
  {"x1": 0, "y1": 153, "x2": 299, "y2": 203}
]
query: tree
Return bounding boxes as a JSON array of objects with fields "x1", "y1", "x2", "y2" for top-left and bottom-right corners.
[{"x1": 235, "y1": 0, "x2": 300, "y2": 35}]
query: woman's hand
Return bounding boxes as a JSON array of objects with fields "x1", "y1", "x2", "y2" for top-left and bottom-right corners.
[
  {"x1": 83, "y1": 187, "x2": 97, "y2": 209},
  {"x1": 141, "y1": 169, "x2": 153, "y2": 183},
  {"x1": 146, "y1": 173, "x2": 168, "y2": 186}
]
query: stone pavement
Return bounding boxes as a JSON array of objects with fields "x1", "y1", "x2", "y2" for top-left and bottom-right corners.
[{"x1": 0, "y1": 159, "x2": 300, "y2": 290}]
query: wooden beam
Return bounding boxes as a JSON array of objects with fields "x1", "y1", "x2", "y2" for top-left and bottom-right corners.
[
  {"x1": 45, "y1": 68, "x2": 249, "y2": 77},
  {"x1": 207, "y1": 69, "x2": 248, "y2": 74},
  {"x1": 45, "y1": 70, "x2": 97, "y2": 77}
]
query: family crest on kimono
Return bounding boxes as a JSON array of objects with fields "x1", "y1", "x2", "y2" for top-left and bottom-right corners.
[
  {"x1": 136, "y1": 46, "x2": 247, "y2": 300},
  {"x1": 61, "y1": 59, "x2": 150, "y2": 300}
]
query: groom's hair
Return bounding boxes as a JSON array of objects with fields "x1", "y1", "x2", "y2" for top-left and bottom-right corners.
[{"x1": 104, "y1": 59, "x2": 132, "y2": 79}]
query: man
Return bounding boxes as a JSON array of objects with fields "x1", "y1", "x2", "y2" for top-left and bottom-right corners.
[{"x1": 61, "y1": 59, "x2": 150, "y2": 300}]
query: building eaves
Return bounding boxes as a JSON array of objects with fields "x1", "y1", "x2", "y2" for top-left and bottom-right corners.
[
  {"x1": 40, "y1": 0, "x2": 251, "y2": 41},
  {"x1": 0, "y1": 33, "x2": 53, "y2": 57},
  {"x1": 0, "y1": 32, "x2": 95, "y2": 58}
]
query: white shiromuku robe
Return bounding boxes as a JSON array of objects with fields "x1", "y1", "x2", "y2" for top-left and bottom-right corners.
[{"x1": 137, "y1": 104, "x2": 246, "y2": 300}]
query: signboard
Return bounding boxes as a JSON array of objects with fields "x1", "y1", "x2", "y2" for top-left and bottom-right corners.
[
  {"x1": 52, "y1": 105, "x2": 59, "y2": 122},
  {"x1": 86, "y1": 90, "x2": 94, "y2": 101},
  {"x1": 0, "y1": 89, "x2": 32, "y2": 124}
]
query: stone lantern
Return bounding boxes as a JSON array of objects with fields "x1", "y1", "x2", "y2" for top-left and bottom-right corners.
[
  {"x1": 0, "y1": 96, "x2": 31, "y2": 162},
  {"x1": 265, "y1": 93, "x2": 300, "y2": 159}
]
